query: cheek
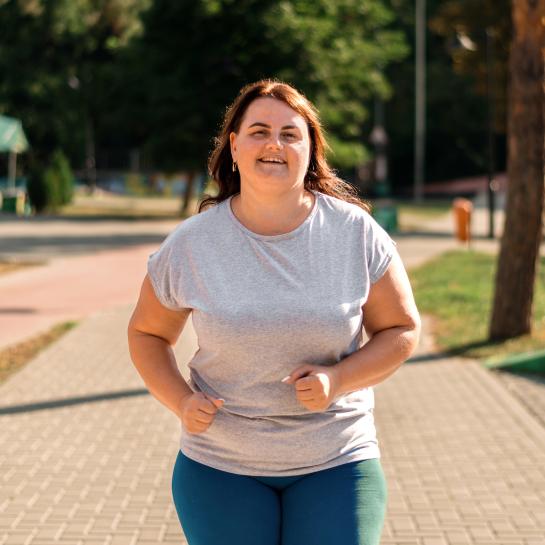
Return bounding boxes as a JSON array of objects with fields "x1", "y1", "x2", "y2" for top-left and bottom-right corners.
[
  {"x1": 242, "y1": 142, "x2": 262, "y2": 161},
  {"x1": 288, "y1": 144, "x2": 310, "y2": 165}
]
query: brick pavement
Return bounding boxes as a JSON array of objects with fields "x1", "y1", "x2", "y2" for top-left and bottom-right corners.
[
  {"x1": 1, "y1": 194, "x2": 545, "y2": 544},
  {"x1": 1, "y1": 303, "x2": 544, "y2": 544},
  {"x1": 0, "y1": 307, "x2": 196, "y2": 545}
]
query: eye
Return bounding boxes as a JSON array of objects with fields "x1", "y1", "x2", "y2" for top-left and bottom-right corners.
[{"x1": 284, "y1": 133, "x2": 297, "y2": 139}]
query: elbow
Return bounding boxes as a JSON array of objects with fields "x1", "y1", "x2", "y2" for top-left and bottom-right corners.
[{"x1": 404, "y1": 312, "x2": 422, "y2": 359}]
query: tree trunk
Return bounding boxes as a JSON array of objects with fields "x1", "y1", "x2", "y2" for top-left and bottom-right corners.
[
  {"x1": 84, "y1": 115, "x2": 97, "y2": 193},
  {"x1": 489, "y1": 0, "x2": 545, "y2": 340},
  {"x1": 180, "y1": 170, "x2": 197, "y2": 217}
]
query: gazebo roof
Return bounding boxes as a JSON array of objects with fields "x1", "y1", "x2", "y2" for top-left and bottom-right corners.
[{"x1": 0, "y1": 115, "x2": 29, "y2": 153}]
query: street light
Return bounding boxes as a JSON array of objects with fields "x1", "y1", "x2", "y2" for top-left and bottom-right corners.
[
  {"x1": 414, "y1": 0, "x2": 426, "y2": 203},
  {"x1": 370, "y1": 98, "x2": 389, "y2": 197}
]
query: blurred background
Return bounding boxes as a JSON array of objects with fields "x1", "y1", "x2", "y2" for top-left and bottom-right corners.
[{"x1": 0, "y1": 0, "x2": 509, "y2": 214}]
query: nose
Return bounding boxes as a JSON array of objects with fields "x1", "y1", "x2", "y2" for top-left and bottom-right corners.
[{"x1": 265, "y1": 132, "x2": 283, "y2": 149}]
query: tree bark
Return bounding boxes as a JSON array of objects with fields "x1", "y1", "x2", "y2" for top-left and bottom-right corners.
[
  {"x1": 489, "y1": 0, "x2": 545, "y2": 340},
  {"x1": 180, "y1": 170, "x2": 197, "y2": 217}
]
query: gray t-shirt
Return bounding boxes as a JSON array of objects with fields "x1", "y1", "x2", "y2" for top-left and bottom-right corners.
[{"x1": 147, "y1": 189, "x2": 397, "y2": 476}]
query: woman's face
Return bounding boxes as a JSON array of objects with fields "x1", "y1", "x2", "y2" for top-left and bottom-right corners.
[{"x1": 229, "y1": 97, "x2": 311, "y2": 194}]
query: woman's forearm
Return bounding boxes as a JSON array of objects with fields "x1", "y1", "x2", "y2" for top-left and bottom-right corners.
[
  {"x1": 334, "y1": 325, "x2": 419, "y2": 396},
  {"x1": 128, "y1": 329, "x2": 193, "y2": 419}
]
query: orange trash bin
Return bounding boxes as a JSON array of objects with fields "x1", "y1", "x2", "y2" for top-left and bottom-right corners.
[{"x1": 452, "y1": 198, "x2": 473, "y2": 243}]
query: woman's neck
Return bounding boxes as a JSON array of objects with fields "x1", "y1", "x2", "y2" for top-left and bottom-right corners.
[{"x1": 230, "y1": 188, "x2": 315, "y2": 236}]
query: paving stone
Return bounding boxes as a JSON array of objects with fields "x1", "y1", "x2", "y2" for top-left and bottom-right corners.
[{"x1": 1, "y1": 289, "x2": 545, "y2": 545}]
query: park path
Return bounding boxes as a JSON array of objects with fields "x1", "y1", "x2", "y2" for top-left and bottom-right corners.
[
  {"x1": 1, "y1": 303, "x2": 544, "y2": 545},
  {"x1": 1, "y1": 195, "x2": 544, "y2": 544},
  {"x1": 0, "y1": 215, "x2": 180, "y2": 350},
  {"x1": 0, "y1": 244, "x2": 161, "y2": 350},
  {"x1": 0, "y1": 202, "x2": 514, "y2": 352}
]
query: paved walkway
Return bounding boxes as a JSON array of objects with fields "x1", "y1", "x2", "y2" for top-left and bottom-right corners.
[
  {"x1": 0, "y1": 203, "x2": 521, "y2": 352},
  {"x1": 0, "y1": 215, "x2": 180, "y2": 349},
  {"x1": 1, "y1": 303, "x2": 544, "y2": 545},
  {"x1": 0, "y1": 244, "x2": 163, "y2": 350},
  {"x1": 1, "y1": 194, "x2": 545, "y2": 544}
]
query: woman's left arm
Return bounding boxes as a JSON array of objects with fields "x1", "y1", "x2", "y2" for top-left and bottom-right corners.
[{"x1": 333, "y1": 251, "x2": 421, "y2": 395}]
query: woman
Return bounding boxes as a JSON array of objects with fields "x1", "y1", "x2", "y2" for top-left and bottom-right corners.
[{"x1": 128, "y1": 79, "x2": 420, "y2": 545}]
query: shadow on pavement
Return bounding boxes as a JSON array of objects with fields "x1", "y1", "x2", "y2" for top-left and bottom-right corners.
[
  {"x1": 0, "y1": 388, "x2": 150, "y2": 415},
  {"x1": 0, "y1": 234, "x2": 169, "y2": 257},
  {"x1": 395, "y1": 229, "x2": 501, "y2": 241},
  {"x1": 0, "y1": 307, "x2": 37, "y2": 314},
  {"x1": 0, "y1": 214, "x2": 182, "y2": 223}
]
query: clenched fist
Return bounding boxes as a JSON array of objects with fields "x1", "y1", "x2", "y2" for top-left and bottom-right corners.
[
  {"x1": 178, "y1": 392, "x2": 224, "y2": 434},
  {"x1": 282, "y1": 364, "x2": 341, "y2": 412}
]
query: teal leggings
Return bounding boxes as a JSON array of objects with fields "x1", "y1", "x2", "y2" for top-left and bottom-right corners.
[{"x1": 171, "y1": 449, "x2": 388, "y2": 545}]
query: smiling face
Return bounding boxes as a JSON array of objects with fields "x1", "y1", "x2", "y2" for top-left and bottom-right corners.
[{"x1": 229, "y1": 97, "x2": 312, "y2": 195}]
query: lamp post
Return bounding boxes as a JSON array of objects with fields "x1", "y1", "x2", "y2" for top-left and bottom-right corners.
[
  {"x1": 414, "y1": 0, "x2": 426, "y2": 202},
  {"x1": 370, "y1": 98, "x2": 389, "y2": 197}
]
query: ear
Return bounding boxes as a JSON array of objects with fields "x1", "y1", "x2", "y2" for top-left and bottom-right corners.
[{"x1": 229, "y1": 132, "x2": 236, "y2": 159}]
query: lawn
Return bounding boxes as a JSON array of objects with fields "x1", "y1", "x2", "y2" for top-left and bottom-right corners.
[
  {"x1": 395, "y1": 198, "x2": 452, "y2": 219},
  {"x1": 409, "y1": 249, "x2": 545, "y2": 362},
  {"x1": 58, "y1": 188, "x2": 185, "y2": 219}
]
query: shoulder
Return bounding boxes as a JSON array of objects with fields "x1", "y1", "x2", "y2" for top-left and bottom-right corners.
[
  {"x1": 317, "y1": 191, "x2": 373, "y2": 226},
  {"x1": 317, "y1": 192, "x2": 395, "y2": 250}
]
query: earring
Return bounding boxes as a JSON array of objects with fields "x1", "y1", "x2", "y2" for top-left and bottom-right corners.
[{"x1": 232, "y1": 161, "x2": 237, "y2": 172}]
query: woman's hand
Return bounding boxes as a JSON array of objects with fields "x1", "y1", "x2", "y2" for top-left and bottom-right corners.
[
  {"x1": 281, "y1": 364, "x2": 341, "y2": 412},
  {"x1": 178, "y1": 392, "x2": 224, "y2": 434}
]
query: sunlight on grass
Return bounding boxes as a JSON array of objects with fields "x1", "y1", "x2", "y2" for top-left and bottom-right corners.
[
  {"x1": 409, "y1": 249, "x2": 545, "y2": 361},
  {"x1": 397, "y1": 199, "x2": 452, "y2": 219},
  {"x1": 0, "y1": 321, "x2": 78, "y2": 385}
]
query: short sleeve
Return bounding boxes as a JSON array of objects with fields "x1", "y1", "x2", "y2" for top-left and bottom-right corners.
[
  {"x1": 363, "y1": 212, "x2": 398, "y2": 284},
  {"x1": 147, "y1": 230, "x2": 188, "y2": 311}
]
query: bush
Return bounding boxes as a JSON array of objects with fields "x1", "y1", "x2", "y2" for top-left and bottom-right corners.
[
  {"x1": 26, "y1": 150, "x2": 74, "y2": 213},
  {"x1": 52, "y1": 149, "x2": 74, "y2": 205}
]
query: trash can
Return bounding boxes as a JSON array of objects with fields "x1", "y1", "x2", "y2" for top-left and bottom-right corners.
[
  {"x1": 372, "y1": 201, "x2": 398, "y2": 234},
  {"x1": 452, "y1": 197, "x2": 473, "y2": 243},
  {"x1": 1, "y1": 189, "x2": 26, "y2": 215}
]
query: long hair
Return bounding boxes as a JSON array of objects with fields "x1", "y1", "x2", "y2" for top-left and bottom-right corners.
[{"x1": 199, "y1": 78, "x2": 370, "y2": 213}]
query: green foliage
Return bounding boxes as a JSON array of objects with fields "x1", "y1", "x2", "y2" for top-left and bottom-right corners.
[
  {"x1": 51, "y1": 149, "x2": 74, "y2": 205},
  {"x1": 429, "y1": 0, "x2": 510, "y2": 134},
  {"x1": 126, "y1": 0, "x2": 409, "y2": 171},
  {"x1": 0, "y1": 0, "x2": 150, "y2": 170},
  {"x1": 26, "y1": 149, "x2": 74, "y2": 213},
  {"x1": 26, "y1": 163, "x2": 49, "y2": 214},
  {"x1": 381, "y1": 0, "x2": 508, "y2": 190},
  {"x1": 4, "y1": 0, "x2": 507, "y2": 189}
]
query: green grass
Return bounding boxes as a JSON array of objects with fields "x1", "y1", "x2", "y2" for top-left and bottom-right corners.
[
  {"x1": 57, "y1": 205, "x2": 182, "y2": 220},
  {"x1": 409, "y1": 249, "x2": 545, "y2": 361},
  {"x1": 396, "y1": 199, "x2": 452, "y2": 219}
]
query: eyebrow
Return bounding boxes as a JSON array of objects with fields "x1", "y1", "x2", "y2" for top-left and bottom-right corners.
[{"x1": 248, "y1": 122, "x2": 299, "y2": 130}]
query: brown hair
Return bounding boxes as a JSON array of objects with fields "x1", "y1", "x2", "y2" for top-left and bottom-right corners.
[{"x1": 199, "y1": 78, "x2": 370, "y2": 213}]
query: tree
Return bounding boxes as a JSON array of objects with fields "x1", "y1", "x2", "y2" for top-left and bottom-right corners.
[
  {"x1": 489, "y1": 0, "x2": 545, "y2": 340},
  {"x1": 0, "y1": 0, "x2": 150, "y2": 183},
  {"x1": 428, "y1": 0, "x2": 510, "y2": 135},
  {"x1": 127, "y1": 0, "x2": 409, "y2": 213},
  {"x1": 382, "y1": 0, "x2": 510, "y2": 193}
]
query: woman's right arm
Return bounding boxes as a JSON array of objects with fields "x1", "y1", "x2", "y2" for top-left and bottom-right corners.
[{"x1": 127, "y1": 274, "x2": 195, "y2": 419}]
